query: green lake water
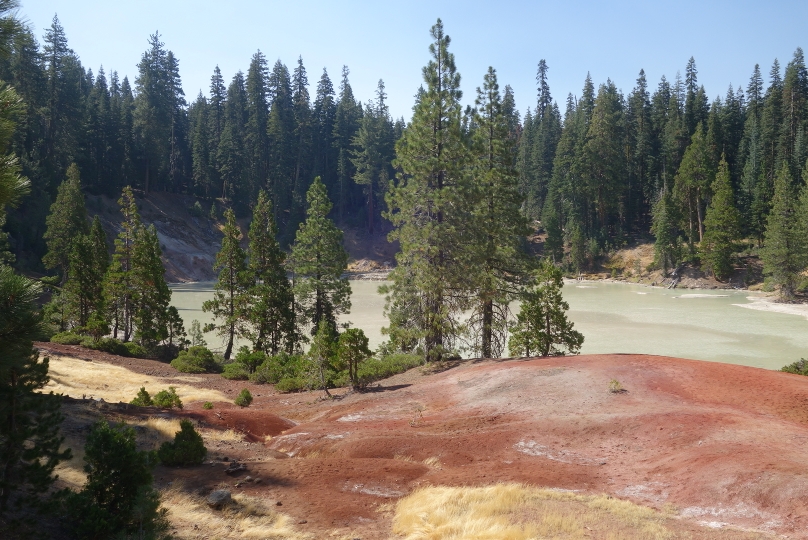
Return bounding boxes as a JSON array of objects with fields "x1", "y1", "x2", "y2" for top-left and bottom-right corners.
[{"x1": 169, "y1": 280, "x2": 808, "y2": 370}]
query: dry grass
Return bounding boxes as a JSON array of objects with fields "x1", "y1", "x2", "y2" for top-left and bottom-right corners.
[
  {"x1": 161, "y1": 483, "x2": 310, "y2": 539},
  {"x1": 392, "y1": 484, "x2": 769, "y2": 540},
  {"x1": 44, "y1": 354, "x2": 226, "y2": 404}
]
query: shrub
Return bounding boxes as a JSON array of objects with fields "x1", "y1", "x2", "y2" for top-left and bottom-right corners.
[
  {"x1": 66, "y1": 421, "x2": 168, "y2": 539},
  {"x1": 157, "y1": 420, "x2": 207, "y2": 466},
  {"x1": 130, "y1": 387, "x2": 153, "y2": 407},
  {"x1": 153, "y1": 387, "x2": 183, "y2": 409},
  {"x1": 781, "y1": 359, "x2": 808, "y2": 376},
  {"x1": 81, "y1": 336, "x2": 130, "y2": 356},
  {"x1": 170, "y1": 346, "x2": 219, "y2": 373},
  {"x1": 202, "y1": 401, "x2": 213, "y2": 410},
  {"x1": 233, "y1": 346, "x2": 266, "y2": 374},
  {"x1": 189, "y1": 200, "x2": 204, "y2": 217},
  {"x1": 221, "y1": 362, "x2": 250, "y2": 380},
  {"x1": 356, "y1": 353, "x2": 422, "y2": 389},
  {"x1": 608, "y1": 379, "x2": 625, "y2": 393},
  {"x1": 234, "y1": 388, "x2": 253, "y2": 407},
  {"x1": 50, "y1": 331, "x2": 83, "y2": 345},
  {"x1": 123, "y1": 341, "x2": 148, "y2": 358},
  {"x1": 275, "y1": 377, "x2": 308, "y2": 393},
  {"x1": 251, "y1": 352, "x2": 305, "y2": 384}
]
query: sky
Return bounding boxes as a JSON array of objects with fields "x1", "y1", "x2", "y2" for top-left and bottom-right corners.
[{"x1": 20, "y1": 0, "x2": 808, "y2": 121}]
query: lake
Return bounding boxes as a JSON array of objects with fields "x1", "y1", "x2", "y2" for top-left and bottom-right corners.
[{"x1": 169, "y1": 280, "x2": 808, "y2": 370}]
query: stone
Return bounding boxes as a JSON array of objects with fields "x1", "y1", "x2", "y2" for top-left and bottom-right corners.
[{"x1": 206, "y1": 489, "x2": 232, "y2": 509}]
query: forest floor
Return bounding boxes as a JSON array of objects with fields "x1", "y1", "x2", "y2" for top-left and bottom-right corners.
[{"x1": 37, "y1": 341, "x2": 808, "y2": 539}]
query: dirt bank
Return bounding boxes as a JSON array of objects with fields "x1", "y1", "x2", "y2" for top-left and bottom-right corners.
[{"x1": 42, "y1": 345, "x2": 808, "y2": 539}]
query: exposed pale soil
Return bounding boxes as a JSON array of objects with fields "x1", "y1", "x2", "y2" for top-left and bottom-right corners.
[{"x1": 39, "y1": 341, "x2": 808, "y2": 539}]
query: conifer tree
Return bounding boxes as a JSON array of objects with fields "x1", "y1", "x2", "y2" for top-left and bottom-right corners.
[
  {"x1": 760, "y1": 164, "x2": 806, "y2": 299},
  {"x1": 651, "y1": 188, "x2": 681, "y2": 274},
  {"x1": 469, "y1": 66, "x2": 529, "y2": 358},
  {"x1": 338, "y1": 328, "x2": 372, "y2": 390},
  {"x1": 64, "y1": 235, "x2": 102, "y2": 328},
  {"x1": 289, "y1": 177, "x2": 350, "y2": 334},
  {"x1": 103, "y1": 186, "x2": 140, "y2": 341},
  {"x1": 508, "y1": 260, "x2": 583, "y2": 357},
  {"x1": 384, "y1": 19, "x2": 472, "y2": 361},
  {"x1": 203, "y1": 208, "x2": 247, "y2": 359},
  {"x1": 131, "y1": 225, "x2": 171, "y2": 348},
  {"x1": 307, "y1": 320, "x2": 337, "y2": 396},
  {"x1": 246, "y1": 190, "x2": 296, "y2": 355},
  {"x1": 674, "y1": 123, "x2": 714, "y2": 248},
  {"x1": 0, "y1": 267, "x2": 70, "y2": 515},
  {"x1": 701, "y1": 157, "x2": 740, "y2": 280},
  {"x1": 43, "y1": 163, "x2": 88, "y2": 282}
]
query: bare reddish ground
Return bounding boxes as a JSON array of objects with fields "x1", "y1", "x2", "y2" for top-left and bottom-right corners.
[{"x1": 44, "y1": 345, "x2": 808, "y2": 538}]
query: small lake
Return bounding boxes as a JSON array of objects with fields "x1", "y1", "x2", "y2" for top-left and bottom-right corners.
[{"x1": 169, "y1": 280, "x2": 808, "y2": 370}]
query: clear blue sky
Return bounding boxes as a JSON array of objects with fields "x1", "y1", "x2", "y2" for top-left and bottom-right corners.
[{"x1": 19, "y1": 0, "x2": 808, "y2": 121}]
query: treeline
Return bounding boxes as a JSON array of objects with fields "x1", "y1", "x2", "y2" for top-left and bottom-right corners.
[
  {"x1": 1, "y1": 15, "x2": 400, "y2": 268},
  {"x1": 519, "y1": 48, "x2": 808, "y2": 284}
]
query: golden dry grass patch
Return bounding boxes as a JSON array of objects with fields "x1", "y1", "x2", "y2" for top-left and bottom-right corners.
[
  {"x1": 44, "y1": 354, "x2": 226, "y2": 404},
  {"x1": 161, "y1": 484, "x2": 310, "y2": 539},
  {"x1": 392, "y1": 484, "x2": 770, "y2": 540}
]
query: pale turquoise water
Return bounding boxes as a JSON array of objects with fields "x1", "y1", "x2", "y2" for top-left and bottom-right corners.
[{"x1": 169, "y1": 280, "x2": 808, "y2": 370}]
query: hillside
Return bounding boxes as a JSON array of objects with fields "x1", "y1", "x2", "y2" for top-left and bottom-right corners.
[
  {"x1": 38, "y1": 343, "x2": 808, "y2": 539},
  {"x1": 84, "y1": 192, "x2": 397, "y2": 283}
]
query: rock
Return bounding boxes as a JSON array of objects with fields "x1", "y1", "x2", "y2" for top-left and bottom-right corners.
[
  {"x1": 253, "y1": 478, "x2": 262, "y2": 484},
  {"x1": 244, "y1": 475, "x2": 253, "y2": 482},
  {"x1": 275, "y1": 501, "x2": 282, "y2": 506},
  {"x1": 297, "y1": 519, "x2": 307, "y2": 524},
  {"x1": 224, "y1": 460, "x2": 247, "y2": 474},
  {"x1": 206, "y1": 489, "x2": 232, "y2": 509}
]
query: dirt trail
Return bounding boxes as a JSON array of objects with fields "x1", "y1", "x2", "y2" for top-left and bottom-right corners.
[{"x1": 47, "y1": 349, "x2": 808, "y2": 538}]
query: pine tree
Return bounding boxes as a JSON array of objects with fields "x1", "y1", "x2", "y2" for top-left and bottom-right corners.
[
  {"x1": 245, "y1": 190, "x2": 296, "y2": 355},
  {"x1": 469, "y1": 66, "x2": 529, "y2": 358},
  {"x1": 103, "y1": 186, "x2": 140, "y2": 341},
  {"x1": 651, "y1": 188, "x2": 681, "y2": 274},
  {"x1": 289, "y1": 177, "x2": 350, "y2": 334},
  {"x1": 701, "y1": 157, "x2": 740, "y2": 280},
  {"x1": 760, "y1": 164, "x2": 806, "y2": 299},
  {"x1": 337, "y1": 328, "x2": 372, "y2": 390},
  {"x1": 508, "y1": 260, "x2": 583, "y2": 357},
  {"x1": 203, "y1": 208, "x2": 247, "y2": 359},
  {"x1": 674, "y1": 123, "x2": 714, "y2": 248},
  {"x1": 63, "y1": 234, "x2": 102, "y2": 328},
  {"x1": 307, "y1": 320, "x2": 337, "y2": 396},
  {"x1": 384, "y1": 19, "x2": 472, "y2": 361},
  {"x1": 131, "y1": 224, "x2": 171, "y2": 349},
  {"x1": 43, "y1": 163, "x2": 88, "y2": 282},
  {"x1": 0, "y1": 267, "x2": 70, "y2": 515}
]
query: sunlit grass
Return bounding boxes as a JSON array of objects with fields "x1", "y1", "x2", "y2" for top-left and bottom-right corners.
[{"x1": 393, "y1": 484, "x2": 769, "y2": 540}]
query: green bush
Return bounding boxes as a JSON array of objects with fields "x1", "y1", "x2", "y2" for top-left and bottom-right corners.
[
  {"x1": 356, "y1": 353, "x2": 422, "y2": 388},
  {"x1": 50, "y1": 331, "x2": 83, "y2": 345},
  {"x1": 782, "y1": 358, "x2": 808, "y2": 375},
  {"x1": 170, "y1": 346, "x2": 219, "y2": 373},
  {"x1": 66, "y1": 421, "x2": 168, "y2": 539},
  {"x1": 234, "y1": 388, "x2": 253, "y2": 407},
  {"x1": 130, "y1": 387, "x2": 153, "y2": 407},
  {"x1": 189, "y1": 200, "x2": 204, "y2": 217},
  {"x1": 275, "y1": 377, "x2": 308, "y2": 393},
  {"x1": 153, "y1": 387, "x2": 183, "y2": 409},
  {"x1": 81, "y1": 336, "x2": 131, "y2": 356},
  {"x1": 157, "y1": 420, "x2": 207, "y2": 466},
  {"x1": 221, "y1": 362, "x2": 250, "y2": 380},
  {"x1": 233, "y1": 346, "x2": 266, "y2": 373},
  {"x1": 251, "y1": 352, "x2": 306, "y2": 384},
  {"x1": 202, "y1": 401, "x2": 213, "y2": 410}
]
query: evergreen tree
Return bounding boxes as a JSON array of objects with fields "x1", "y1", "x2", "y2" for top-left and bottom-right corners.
[
  {"x1": 701, "y1": 157, "x2": 740, "y2": 280},
  {"x1": 42, "y1": 163, "x2": 88, "y2": 281},
  {"x1": 651, "y1": 188, "x2": 681, "y2": 274},
  {"x1": 103, "y1": 186, "x2": 140, "y2": 341},
  {"x1": 384, "y1": 19, "x2": 471, "y2": 361},
  {"x1": 245, "y1": 190, "x2": 296, "y2": 355},
  {"x1": 508, "y1": 259, "x2": 583, "y2": 357},
  {"x1": 63, "y1": 234, "x2": 102, "y2": 328},
  {"x1": 337, "y1": 327, "x2": 371, "y2": 390},
  {"x1": 203, "y1": 208, "x2": 247, "y2": 359},
  {"x1": 673, "y1": 123, "x2": 714, "y2": 248},
  {"x1": 469, "y1": 66, "x2": 529, "y2": 358},
  {"x1": 289, "y1": 177, "x2": 350, "y2": 334},
  {"x1": 0, "y1": 267, "x2": 70, "y2": 516},
  {"x1": 307, "y1": 319, "x2": 337, "y2": 396},
  {"x1": 332, "y1": 66, "x2": 362, "y2": 222},
  {"x1": 131, "y1": 224, "x2": 171, "y2": 349},
  {"x1": 760, "y1": 164, "x2": 806, "y2": 299}
]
